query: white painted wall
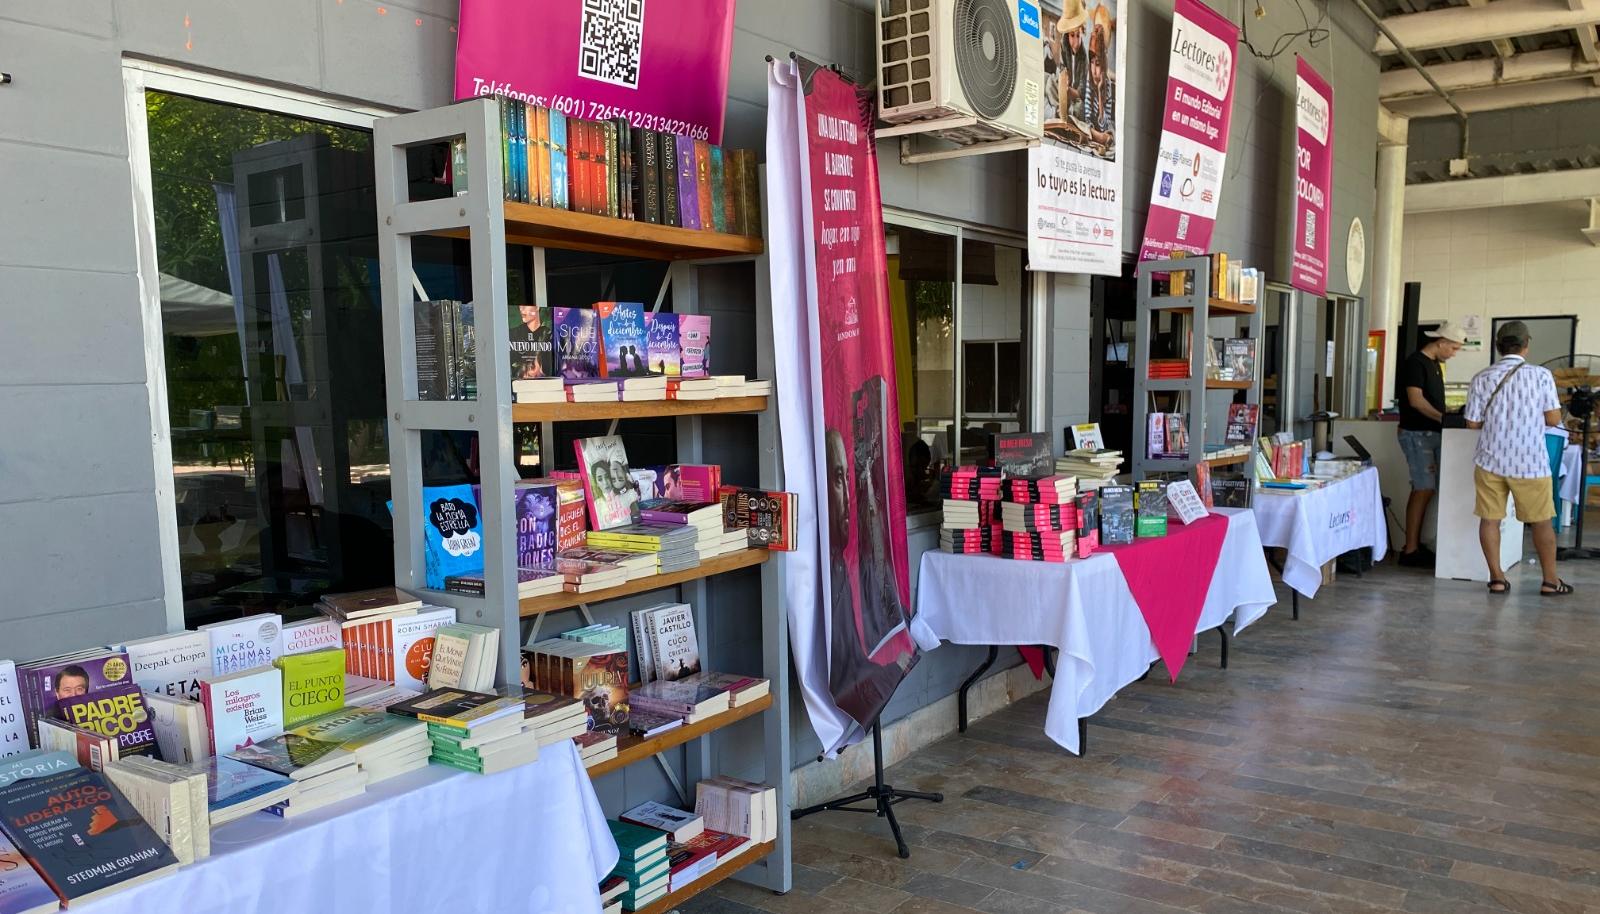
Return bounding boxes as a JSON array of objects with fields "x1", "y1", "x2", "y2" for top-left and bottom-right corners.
[{"x1": 1402, "y1": 202, "x2": 1600, "y2": 379}]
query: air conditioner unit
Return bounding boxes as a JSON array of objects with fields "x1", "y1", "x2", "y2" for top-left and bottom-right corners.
[{"x1": 877, "y1": 0, "x2": 1044, "y2": 144}]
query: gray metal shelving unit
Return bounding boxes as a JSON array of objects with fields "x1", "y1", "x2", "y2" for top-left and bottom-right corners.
[
  {"x1": 372, "y1": 97, "x2": 792, "y2": 895},
  {"x1": 1132, "y1": 255, "x2": 1264, "y2": 487}
]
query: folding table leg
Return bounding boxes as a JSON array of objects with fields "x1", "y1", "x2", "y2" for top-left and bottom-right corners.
[
  {"x1": 1077, "y1": 717, "x2": 1088, "y2": 757},
  {"x1": 1218, "y1": 625, "x2": 1229, "y2": 669},
  {"x1": 957, "y1": 646, "x2": 999, "y2": 733},
  {"x1": 1292, "y1": 591, "x2": 1300, "y2": 621}
]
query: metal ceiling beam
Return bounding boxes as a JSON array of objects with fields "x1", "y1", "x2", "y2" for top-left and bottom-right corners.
[
  {"x1": 1380, "y1": 48, "x2": 1600, "y2": 98},
  {"x1": 1387, "y1": 76, "x2": 1600, "y2": 115},
  {"x1": 1354, "y1": 0, "x2": 1471, "y2": 157},
  {"x1": 1406, "y1": 166, "x2": 1600, "y2": 212},
  {"x1": 1374, "y1": 0, "x2": 1600, "y2": 54}
]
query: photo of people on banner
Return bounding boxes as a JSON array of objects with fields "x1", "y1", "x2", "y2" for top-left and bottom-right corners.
[{"x1": 1042, "y1": 0, "x2": 1118, "y2": 159}]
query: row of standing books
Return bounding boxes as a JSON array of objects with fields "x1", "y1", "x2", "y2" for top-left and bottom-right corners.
[{"x1": 469, "y1": 96, "x2": 762, "y2": 237}]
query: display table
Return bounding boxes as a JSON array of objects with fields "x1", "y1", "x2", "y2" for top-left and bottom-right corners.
[
  {"x1": 1252, "y1": 466, "x2": 1388, "y2": 609},
  {"x1": 85, "y1": 740, "x2": 618, "y2": 914},
  {"x1": 910, "y1": 508, "x2": 1276, "y2": 754}
]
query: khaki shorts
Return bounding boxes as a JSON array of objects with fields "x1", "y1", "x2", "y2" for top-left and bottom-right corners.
[{"x1": 1473, "y1": 467, "x2": 1555, "y2": 523}]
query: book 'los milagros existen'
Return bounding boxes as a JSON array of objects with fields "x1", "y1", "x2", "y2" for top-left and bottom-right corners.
[
  {"x1": 117, "y1": 631, "x2": 210, "y2": 702},
  {"x1": 198, "y1": 613, "x2": 284, "y2": 677},
  {"x1": 200, "y1": 666, "x2": 284, "y2": 756}
]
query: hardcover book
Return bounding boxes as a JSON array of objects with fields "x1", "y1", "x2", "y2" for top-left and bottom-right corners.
[
  {"x1": 275, "y1": 649, "x2": 346, "y2": 729},
  {"x1": 118, "y1": 631, "x2": 209, "y2": 701},
  {"x1": 200, "y1": 666, "x2": 284, "y2": 756},
  {"x1": 554, "y1": 306, "x2": 601, "y2": 380},
  {"x1": 56, "y1": 682, "x2": 159, "y2": 759},
  {"x1": 199, "y1": 613, "x2": 284, "y2": 677},
  {"x1": 675, "y1": 134, "x2": 700, "y2": 230},
  {"x1": 597, "y1": 120, "x2": 615, "y2": 218},
  {"x1": 725, "y1": 149, "x2": 745, "y2": 236},
  {"x1": 678, "y1": 315, "x2": 711, "y2": 377},
  {"x1": 693, "y1": 139, "x2": 713, "y2": 230},
  {"x1": 515, "y1": 481, "x2": 561, "y2": 571},
  {"x1": 646, "y1": 464, "x2": 722, "y2": 502},
  {"x1": 536, "y1": 104, "x2": 553, "y2": 207},
  {"x1": 422, "y1": 483, "x2": 484, "y2": 590},
  {"x1": 660, "y1": 133, "x2": 681, "y2": 227},
  {"x1": 575, "y1": 435, "x2": 642, "y2": 531},
  {"x1": 509, "y1": 305, "x2": 554, "y2": 380},
  {"x1": 0, "y1": 765, "x2": 179, "y2": 906},
  {"x1": 739, "y1": 149, "x2": 762, "y2": 237},
  {"x1": 720, "y1": 486, "x2": 797, "y2": 551},
  {"x1": 570, "y1": 118, "x2": 590, "y2": 214},
  {"x1": 595, "y1": 301, "x2": 651, "y2": 378},
  {"x1": 282, "y1": 617, "x2": 342, "y2": 656},
  {"x1": 644, "y1": 312, "x2": 682, "y2": 377},
  {"x1": 0, "y1": 662, "x2": 25, "y2": 760},
  {"x1": 549, "y1": 110, "x2": 569, "y2": 210},
  {"x1": 614, "y1": 117, "x2": 633, "y2": 220},
  {"x1": 709, "y1": 145, "x2": 727, "y2": 232}
]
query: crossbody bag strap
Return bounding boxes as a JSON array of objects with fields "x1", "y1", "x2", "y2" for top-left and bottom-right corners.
[{"x1": 1485, "y1": 361, "x2": 1525, "y2": 415}]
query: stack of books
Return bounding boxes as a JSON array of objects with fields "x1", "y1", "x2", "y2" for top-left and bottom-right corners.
[
  {"x1": 696, "y1": 526, "x2": 752, "y2": 559},
  {"x1": 511, "y1": 689, "x2": 590, "y2": 748},
  {"x1": 666, "y1": 377, "x2": 718, "y2": 400},
  {"x1": 303, "y1": 706, "x2": 433, "y2": 785},
  {"x1": 558, "y1": 547, "x2": 655, "y2": 582},
  {"x1": 425, "y1": 623, "x2": 500, "y2": 692},
  {"x1": 555, "y1": 554, "x2": 629, "y2": 593},
  {"x1": 187, "y1": 755, "x2": 298, "y2": 825},
  {"x1": 586, "y1": 522, "x2": 701, "y2": 574},
  {"x1": 568, "y1": 378, "x2": 624, "y2": 402},
  {"x1": 1147, "y1": 358, "x2": 1190, "y2": 379},
  {"x1": 599, "y1": 875, "x2": 628, "y2": 914},
  {"x1": 390, "y1": 689, "x2": 541, "y2": 775},
  {"x1": 695, "y1": 777, "x2": 780, "y2": 845},
  {"x1": 317, "y1": 586, "x2": 422, "y2": 627},
  {"x1": 711, "y1": 375, "x2": 772, "y2": 397},
  {"x1": 1055, "y1": 448, "x2": 1123, "y2": 487},
  {"x1": 443, "y1": 566, "x2": 564, "y2": 599},
  {"x1": 619, "y1": 374, "x2": 669, "y2": 402},
  {"x1": 513, "y1": 376, "x2": 565, "y2": 404},
  {"x1": 664, "y1": 829, "x2": 752, "y2": 892},
  {"x1": 575, "y1": 730, "x2": 619, "y2": 767},
  {"x1": 630, "y1": 672, "x2": 769, "y2": 724},
  {"x1": 938, "y1": 466, "x2": 1002, "y2": 555},
  {"x1": 631, "y1": 603, "x2": 701, "y2": 684},
  {"x1": 523, "y1": 638, "x2": 629, "y2": 733},
  {"x1": 102, "y1": 757, "x2": 210, "y2": 865},
  {"x1": 995, "y1": 475, "x2": 1079, "y2": 563},
  {"x1": 228, "y1": 724, "x2": 368, "y2": 819},
  {"x1": 718, "y1": 487, "x2": 798, "y2": 551},
  {"x1": 607, "y1": 820, "x2": 670, "y2": 911}
]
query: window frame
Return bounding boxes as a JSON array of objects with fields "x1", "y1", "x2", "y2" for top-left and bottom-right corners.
[{"x1": 122, "y1": 61, "x2": 396, "y2": 629}]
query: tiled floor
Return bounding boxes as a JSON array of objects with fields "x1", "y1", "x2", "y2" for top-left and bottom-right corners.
[{"x1": 685, "y1": 549, "x2": 1600, "y2": 914}]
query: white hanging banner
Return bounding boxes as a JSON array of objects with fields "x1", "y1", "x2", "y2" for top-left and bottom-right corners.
[{"x1": 1029, "y1": 0, "x2": 1127, "y2": 275}]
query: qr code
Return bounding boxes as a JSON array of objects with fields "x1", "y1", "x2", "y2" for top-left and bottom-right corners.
[
  {"x1": 1302, "y1": 210, "x2": 1317, "y2": 247},
  {"x1": 579, "y1": 0, "x2": 645, "y2": 89},
  {"x1": 1175, "y1": 213, "x2": 1191, "y2": 241}
]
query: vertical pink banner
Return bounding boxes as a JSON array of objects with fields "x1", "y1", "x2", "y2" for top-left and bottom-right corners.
[
  {"x1": 800, "y1": 67, "x2": 918, "y2": 731},
  {"x1": 1138, "y1": 0, "x2": 1239, "y2": 263},
  {"x1": 454, "y1": 0, "x2": 735, "y2": 143},
  {"x1": 1292, "y1": 57, "x2": 1334, "y2": 296}
]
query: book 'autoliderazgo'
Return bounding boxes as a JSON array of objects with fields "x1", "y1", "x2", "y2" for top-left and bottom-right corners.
[{"x1": 0, "y1": 762, "x2": 180, "y2": 907}]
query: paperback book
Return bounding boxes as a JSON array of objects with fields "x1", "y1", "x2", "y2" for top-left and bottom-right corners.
[
  {"x1": 555, "y1": 306, "x2": 601, "y2": 380},
  {"x1": 422, "y1": 483, "x2": 484, "y2": 590},
  {"x1": 198, "y1": 613, "x2": 284, "y2": 677},
  {"x1": 275, "y1": 648, "x2": 346, "y2": 728},
  {"x1": 644, "y1": 312, "x2": 681, "y2": 377},
  {"x1": 200, "y1": 666, "x2": 284, "y2": 756},
  {"x1": 15, "y1": 651, "x2": 135, "y2": 748},
  {"x1": 515, "y1": 480, "x2": 561, "y2": 571},
  {"x1": 281, "y1": 617, "x2": 342, "y2": 656},
  {"x1": 117, "y1": 631, "x2": 209, "y2": 701},
  {"x1": 678, "y1": 315, "x2": 711, "y2": 378},
  {"x1": 509, "y1": 305, "x2": 555, "y2": 380},
  {"x1": 595, "y1": 301, "x2": 652, "y2": 378},
  {"x1": 0, "y1": 662, "x2": 25, "y2": 760},
  {"x1": 55, "y1": 682, "x2": 159, "y2": 760},
  {"x1": 575, "y1": 435, "x2": 642, "y2": 531}
]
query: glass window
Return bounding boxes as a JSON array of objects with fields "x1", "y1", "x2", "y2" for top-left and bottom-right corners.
[
  {"x1": 147, "y1": 91, "x2": 476, "y2": 625},
  {"x1": 957, "y1": 241, "x2": 1027, "y2": 456},
  {"x1": 886, "y1": 226, "x2": 956, "y2": 512}
]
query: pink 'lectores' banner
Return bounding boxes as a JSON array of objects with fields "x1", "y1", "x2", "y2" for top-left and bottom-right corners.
[
  {"x1": 1137, "y1": 0, "x2": 1239, "y2": 263},
  {"x1": 1292, "y1": 57, "x2": 1334, "y2": 296},
  {"x1": 767, "y1": 59, "x2": 917, "y2": 753},
  {"x1": 454, "y1": 0, "x2": 735, "y2": 143}
]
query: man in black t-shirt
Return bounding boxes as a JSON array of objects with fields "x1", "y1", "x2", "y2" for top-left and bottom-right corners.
[{"x1": 1395, "y1": 321, "x2": 1466, "y2": 566}]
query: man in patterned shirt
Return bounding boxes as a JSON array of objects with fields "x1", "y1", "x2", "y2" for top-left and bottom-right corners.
[{"x1": 1463, "y1": 321, "x2": 1572, "y2": 595}]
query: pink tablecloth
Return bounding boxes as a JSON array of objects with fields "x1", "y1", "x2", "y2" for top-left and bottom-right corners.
[{"x1": 1100, "y1": 513, "x2": 1229, "y2": 679}]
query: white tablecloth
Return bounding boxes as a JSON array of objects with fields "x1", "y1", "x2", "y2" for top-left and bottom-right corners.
[
  {"x1": 83, "y1": 740, "x2": 617, "y2": 914},
  {"x1": 1251, "y1": 467, "x2": 1388, "y2": 598},
  {"x1": 910, "y1": 508, "x2": 1275, "y2": 754}
]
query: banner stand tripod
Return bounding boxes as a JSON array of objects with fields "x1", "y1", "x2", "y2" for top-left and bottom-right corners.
[{"x1": 789, "y1": 716, "x2": 943, "y2": 859}]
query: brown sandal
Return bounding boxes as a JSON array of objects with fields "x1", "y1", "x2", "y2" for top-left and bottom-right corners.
[
  {"x1": 1487, "y1": 580, "x2": 1510, "y2": 594},
  {"x1": 1540, "y1": 579, "x2": 1574, "y2": 596}
]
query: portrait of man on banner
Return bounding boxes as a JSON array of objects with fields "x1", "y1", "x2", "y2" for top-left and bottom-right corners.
[{"x1": 1042, "y1": 0, "x2": 1118, "y2": 160}]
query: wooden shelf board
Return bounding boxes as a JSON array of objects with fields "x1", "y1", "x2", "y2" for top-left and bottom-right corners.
[
  {"x1": 585, "y1": 693, "x2": 773, "y2": 780},
  {"x1": 1205, "y1": 379, "x2": 1254, "y2": 390},
  {"x1": 628, "y1": 840, "x2": 777, "y2": 914},
  {"x1": 436, "y1": 202, "x2": 763, "y2": 260},
  {"x1": 520, "y1": 549, "x2": 770, "y2": 617},
  {"x1": 1154, "y1": 296, "x2": 1259, "y2": 316},
  {"x1": 1203, "y1": 453, "x2": 1251, "y2": 467},
  {"x1": 511, "y1": 396, "x2": 768, "y2": 423}
]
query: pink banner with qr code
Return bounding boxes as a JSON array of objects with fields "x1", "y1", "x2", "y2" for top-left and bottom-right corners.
[
  {"x1": 454, "y1": 0, "x2": 736, "y2": 144},
  {"x1": 1137, "y1": 0, "x2": 1238, "y2": 263},
  {"x1": 1291, "y1": 56, "x2": 1333, "y2": 296}
]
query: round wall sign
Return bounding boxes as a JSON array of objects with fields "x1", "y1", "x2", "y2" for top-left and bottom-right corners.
[{"x1": 1346, "y1": 217, "x2": 1366, "y2": 296}]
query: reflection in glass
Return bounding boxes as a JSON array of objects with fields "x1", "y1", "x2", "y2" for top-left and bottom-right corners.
[{"x1": 886, "y1": 227, "x2": 955, "y2": 511}]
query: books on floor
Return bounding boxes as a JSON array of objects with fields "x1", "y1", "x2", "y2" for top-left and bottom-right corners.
[{"x1": 0, "y1": 751, "x2": 181, "y2": 907}]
